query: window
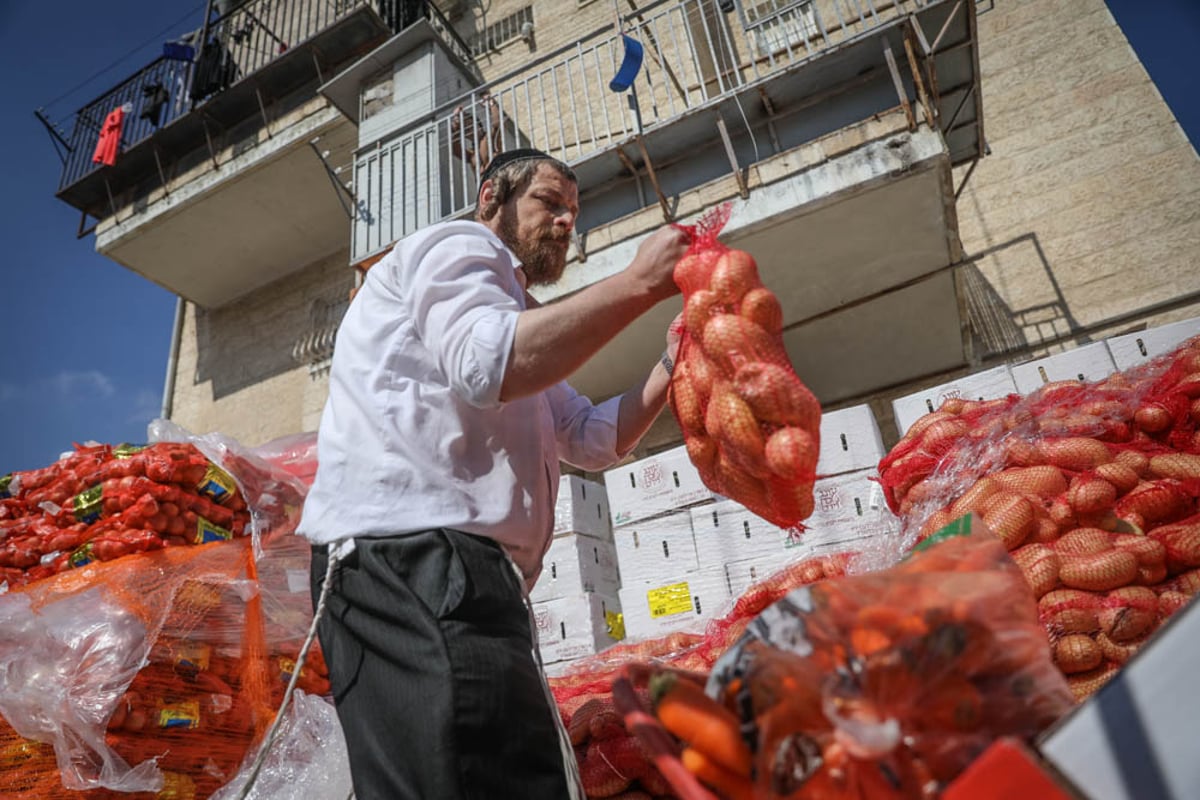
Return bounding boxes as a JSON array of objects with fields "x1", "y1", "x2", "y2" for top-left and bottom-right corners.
[
  {"x1": 469, "y1": 6, "x2": 533, "y2": 55},
  {"x1": 737, "y1": 0, "x2": 819, "y2": 57}
]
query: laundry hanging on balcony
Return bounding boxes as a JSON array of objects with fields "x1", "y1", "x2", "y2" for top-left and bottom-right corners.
[
  {"x1": 140, "y1": 83, "x2": 169, "y2": 127},
  {"x1": 91, "y1": 104, "x2": 127, "y2": 166}
]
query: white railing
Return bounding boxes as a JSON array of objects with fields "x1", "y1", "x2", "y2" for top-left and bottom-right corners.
[{"x1": 352, "y1": 0, "x2": 935, "y2": 261}]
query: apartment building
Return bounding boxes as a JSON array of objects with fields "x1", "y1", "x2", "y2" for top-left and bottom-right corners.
[{"x1": 50, "y1": 0, "x2": 1200, "y2": 453}]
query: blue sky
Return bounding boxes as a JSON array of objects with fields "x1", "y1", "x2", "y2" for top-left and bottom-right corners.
[{"x1": 0, "y1": 0, "x2": 1197, "y2": 474}]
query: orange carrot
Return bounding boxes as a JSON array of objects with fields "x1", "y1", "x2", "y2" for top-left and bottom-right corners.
[
  {"x1": 651, "y1": 674, "x2": 753, "y2": 778},
  {"x1": 681, "y1": 747, "x2": 757, "y2": 800}
]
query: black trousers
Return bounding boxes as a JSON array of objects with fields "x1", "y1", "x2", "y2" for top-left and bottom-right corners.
[{"x1": 310, "y1": 530, "x2": 572, "y2": 800}]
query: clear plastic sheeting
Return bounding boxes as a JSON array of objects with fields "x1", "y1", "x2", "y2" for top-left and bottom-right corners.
[
  {"x1": 0, "y1": 587, "x2": 160, "y2": 793},
  {"x1": 211, "y1": 691, "x2": 352, "y2": 800}
]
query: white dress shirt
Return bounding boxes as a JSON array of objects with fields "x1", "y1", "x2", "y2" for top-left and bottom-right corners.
[{"x1": 297, "y1": 220, "x2": 628, "y2": 581}]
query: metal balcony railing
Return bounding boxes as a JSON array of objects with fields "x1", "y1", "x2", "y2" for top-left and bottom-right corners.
[
  {"x1": 55, "y1": 0, "x2": 474, "y2": 198},
  {"x1": 352, "y1": 0, "x2": 943, "y2": 260}
]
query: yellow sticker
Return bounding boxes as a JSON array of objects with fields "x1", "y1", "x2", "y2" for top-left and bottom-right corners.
[
  {"x1": 647, "y1": 582, "x2": 693, "y2": 618},
  {"x1": 605, "y1": 610, "x2": 626, "y2": 641},
  {"x1": 158, "y1": 700, "x2": 201, "y2": 730},
  {"x1": 174, "y1": 642, "x2": 211, "y2": 672},
  {"x1": 197, "y1": 463, "x2": 238, "y2": 504},
  {"x1": 158, "y1": 771, "x2": 197, "y2": 800},
  {"x1": 194, "y1": 517, "x2": 233, "y2": 544}
]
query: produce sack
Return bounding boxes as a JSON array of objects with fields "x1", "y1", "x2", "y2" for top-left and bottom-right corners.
[
  {"x1": 670, "y1": 204, "x2": 821, "y2": 530},
  {"x1": 878, "y1": 335, "x2": 1200, "y2": 699},
  {"x1": 616, "y1": 526, "x2": 1073, "y2": 799},
  {"x1": 0, "y1": 423, "x2": 329, "y2": 799}
]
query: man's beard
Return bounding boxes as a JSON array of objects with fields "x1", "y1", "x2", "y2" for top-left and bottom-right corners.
[{"x1": 497, "y1": 210, "x2": 569, "y2": 286}]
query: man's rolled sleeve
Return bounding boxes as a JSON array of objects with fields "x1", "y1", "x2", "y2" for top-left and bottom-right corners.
[
  {"x1": 549, "y1": 383, "x2": 627, "y2": 471},
  {"x1": 400, "y1": 229, "x2": 521, "y2": 408}
]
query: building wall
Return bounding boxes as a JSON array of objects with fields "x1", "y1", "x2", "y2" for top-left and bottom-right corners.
[
  {"x1": 857, "y1": 0, "x2": 1200, "y2": 448},
  {"x1": 168, "y1": 249, "x2": 352, "y2": 445},
  {"x1": 954, "y1": 0, "x2": 1200, "y2": 363}
]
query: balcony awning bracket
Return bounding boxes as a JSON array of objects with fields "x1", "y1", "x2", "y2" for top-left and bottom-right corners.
[
  {"x1": 903, "y1": 30, "x2": 936, "y2": 129},
  {"x1": 76, "y1": 210, "x2": 98, "y2": 240},
  {"x1": 152, "y1": 145, "x2": 171, "y2": 197},
  {"x1": 715, "y1": 114, "x2": 749, "y2": 200},
  {"x1": 613, "y1": 144, "x2": 648, "y2": 209},
  {"x1": 882, "y1": 42, "x2": 916, "y2": 131},
  {"x1": 756, "y1": 87, "x2": 782, "y2": 154},
  {"x1": 255, "y1": 86, "x2": 273, "y2": 138},
  {"x1": 905, "y1": 17, "x2": 941, "y2": 127},
  {"x1": 633, "y1": 135, "x2": 672, "y2": 222}
]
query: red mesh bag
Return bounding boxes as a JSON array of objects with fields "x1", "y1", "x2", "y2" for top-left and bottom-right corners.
[
  {"x1": 613, "y1": 529, "x2": 1073, "y2": 800},
  {"x1": 670, "y1": 204, "x2": 822, "y2": 530},
  {"x1": 0, "y1": 426, "x2": 327, "y2": 799},
  {"x1": 549, "y1": 552, "x2": 852, "y2": 799},
  {"x1": 878, "y1": 334, "x2": 1200, "y2": 701}
]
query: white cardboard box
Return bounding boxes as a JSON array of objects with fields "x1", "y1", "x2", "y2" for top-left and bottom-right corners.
[
  {"x1": 604, "y1": 445, "x2": 715, "y2": 527},
  {"x1": 612, "y1": 509, "x2": 701, "y2": 586},
  {"x1": 1038, "y1": 595, "x2": 1199, "y2": 800},
  {"x1": 1011, "y1": 342, "x2": 1116, "y2": 394},
  {"x1": 1105, "y1": 317, "x2": 1200, "y2": 371},
  {"x1": 692, "y1": 471, "x2": 895, "y2": 571},
  {"x1": 554, "y1": 474, "x2": 612, "y2": 541},
  {"x1": 891, "y1": 365, "x2": 1019, "y2": 436},
  {"x1": 817, "y1": 404, "x2": 886, "y2": 477},
  {"x1": 532, "y1": 591, "x2": 624, "y2": 665},
  {"x1": 618, "y1": 568, "x2": 730, "y2": 641},
  {"x1": 530, "y1": 533, "x2": 620, "y2": 604}
]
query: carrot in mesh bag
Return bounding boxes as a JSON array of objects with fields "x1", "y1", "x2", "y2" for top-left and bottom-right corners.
[
  {"x1": 670, "y1": 204, "x2": 821, "y2": 530},
  {"x1": 615, "y1": 525, "x2": 1074, "y2": 800}
]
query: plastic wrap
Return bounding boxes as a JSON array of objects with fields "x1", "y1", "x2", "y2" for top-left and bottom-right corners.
[
  {"x1": 878, "y1": 336, "x2": 1200, "y2": 699},
  {"x1": 247, "y1": 432, "x2": 319, "y2": 490},
  {"x1": 209, "y1": 691, "x2": 351, "y2": 800},
  {"x1": 669, "y1": 204, "x2": 822, "y2": 530},
  {"x1": 0, "y1": 422, "x2": 328, "y2": 799},
  {"x1": 616, "y1": 528, "x2": 1073, "y2": 800}
]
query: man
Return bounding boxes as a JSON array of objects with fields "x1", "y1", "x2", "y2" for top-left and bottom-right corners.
[{"x1": 298, "y1": 148, "x2": 688, "y2": 799}]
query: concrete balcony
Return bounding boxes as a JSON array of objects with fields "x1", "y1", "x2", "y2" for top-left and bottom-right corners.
[
  {"x1": 338, "y1": 0, "x2": 982, "y2": 403},
  {"x1": 53, "y1": 0, "x2": 477, "y2": 308}
]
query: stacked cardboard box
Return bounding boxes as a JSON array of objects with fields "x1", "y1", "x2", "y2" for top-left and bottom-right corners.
[
  {"x1": 530, "y1": 476, "x2": 623, "y2": 668},
  {"x1": 605, "y1": 445, "x2": 726, "y2": 642}
]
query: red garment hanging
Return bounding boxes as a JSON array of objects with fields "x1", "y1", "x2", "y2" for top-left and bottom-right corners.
[{"x1": 92, "y1": 106, "x2": 125, "y2": 166}]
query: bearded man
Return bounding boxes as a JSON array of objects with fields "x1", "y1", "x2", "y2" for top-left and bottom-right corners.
[{"x1": 298, "y1": 148, "x2": 688, "y2": 799}]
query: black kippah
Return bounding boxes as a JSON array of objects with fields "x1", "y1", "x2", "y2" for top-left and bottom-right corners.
[{"x1": 479, "y1": 148, "x2": 556, "y2": 184}]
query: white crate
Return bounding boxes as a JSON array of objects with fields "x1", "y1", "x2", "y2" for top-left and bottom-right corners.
[
  {"x1": 618, "y1": 568, "x2": 730, "y2": 641},
  {"x1": 817, "y1": 404, "x2": 886, "y2": 477},
  {"x1": 532, "y1": 592, "x2": 623, "y2": 665},
  {"x1": 891, "y1": 365, "x2": 1019, "y2": 436},
  {"x1": 554, "y1": 475, "x2": 612, "y2": 541},
  {"x1": 1011, "y1": 342, "x2": 1116, "y2": 394},
  {"x1": 692, "y1": 471, "x2": 895, "y2": 571},
  {"x1": 612, "y1": 509, "x2": 700, "y2": 586},
  {"x1": 530, "y1": 533, "x2": 620, "y2": 604},
  {"x1": 604, "y1": 445, "x2": 715, "y2": 527},
  {"x1": 1105, "y1": 317, "x2": 1200, "y2": 371}
]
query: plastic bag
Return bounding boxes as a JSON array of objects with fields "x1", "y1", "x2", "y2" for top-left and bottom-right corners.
[
  {"x1": 210, "y1": 691, "x2": 352, "y2": 800},
  {"x1": 669, "y1": 204, "x2": 822, "y2": 530},
  {"x1": 878, "y1": 335, "x2": 1200, "y2": 699},
  {"x1": 621, "y1": 527, "x2": 1073, "y2": 799},
  {"x1": 0, "y1": 422, "x2": 328, "y2": 798}
]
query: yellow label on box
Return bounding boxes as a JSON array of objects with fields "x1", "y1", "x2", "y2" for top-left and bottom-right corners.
[
  {"x1": 605, "y1": 610, "x2": 626, "y2": 641},
  {"x1": 647, "y1": 582, "x2": 693, "y2": 618}
]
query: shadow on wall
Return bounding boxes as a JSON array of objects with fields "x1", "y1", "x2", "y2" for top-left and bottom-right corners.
[
  {"x1": 193, "y1": 268, "x2": 352, "y2": 399},
  {"x1": 958, "y1": 231, "x2": 1092, "y2": 361}
]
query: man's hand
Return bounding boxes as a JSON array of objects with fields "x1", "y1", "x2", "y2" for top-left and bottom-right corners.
[{"x1": 627, "y1": 226, "x2": 690, "y2": 302}]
